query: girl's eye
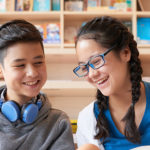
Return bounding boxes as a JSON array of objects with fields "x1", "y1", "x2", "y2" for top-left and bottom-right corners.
[
  {"x1": 93, "y1": 60, "x2": 100, "y2": 65},
  {"x1": 91, "y1": 57, "x2": 102, "y2": 65},
  {"x1": 81, "y1": 66, "x2": 87, "y2": 72}
]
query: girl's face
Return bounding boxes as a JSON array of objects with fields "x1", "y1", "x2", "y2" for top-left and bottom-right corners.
[{"x1": 76, "y1": 39, "x2": 131, "y2": 96}]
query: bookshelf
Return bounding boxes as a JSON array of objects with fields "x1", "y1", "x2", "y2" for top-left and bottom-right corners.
[{"x1": 0, "y1": 0, "x2": 150, "y2": 120}]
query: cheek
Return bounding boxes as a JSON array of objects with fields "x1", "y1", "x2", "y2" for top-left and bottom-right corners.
[
  {"x1": 40, "y1": 66, "x2": 47, "y2": 79},
  {"x1": 85, "y1": 75, "x2": 95, "y2": 85}
]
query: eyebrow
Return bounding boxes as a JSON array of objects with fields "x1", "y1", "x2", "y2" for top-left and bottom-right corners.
[
  {"x1": 13, "y1": 55, "x2": 44, "y2": 63},
  {"x1": 78, "y1": 62, "x2": 87, "y2": 65},
  {"x1": 78, "y1": 53, "x2": 101, "y2": 65}
]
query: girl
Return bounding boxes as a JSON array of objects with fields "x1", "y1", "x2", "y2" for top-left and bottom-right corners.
[{"x1": 73, "y1": 16, "x2": 150, "y2": 150}]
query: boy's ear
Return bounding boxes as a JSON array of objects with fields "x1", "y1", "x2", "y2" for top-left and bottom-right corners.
[{"x1": 0, "y1": 65, "x2": 4, "y2": 79}]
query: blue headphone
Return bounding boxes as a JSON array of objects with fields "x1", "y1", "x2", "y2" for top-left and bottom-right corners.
[{"x1": 0, "y1": 95, "x2": 43, "y2": 124}]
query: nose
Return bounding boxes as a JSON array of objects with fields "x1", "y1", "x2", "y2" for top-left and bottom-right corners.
[
  {"x1": 26, "y1": 65, "x2": 38, "y2": 78},
  {"x1": 88, "y1": 66, "x2": 99, "y2": 79}
]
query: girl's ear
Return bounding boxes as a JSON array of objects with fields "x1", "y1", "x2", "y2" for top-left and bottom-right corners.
[{"x1": 120, "y1": 47, "x2": 131, "y2": 62}]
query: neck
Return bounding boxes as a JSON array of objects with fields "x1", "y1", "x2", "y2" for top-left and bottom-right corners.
[
  {"x1": 5, "y1": 89, "x2": 33, "y2": 106},
  {"x1": 109, "y1": 89, "x2": 132, "y2": 110},
  {"x1": 109, "y1": 82, "x2": 144, "y2": 111}
]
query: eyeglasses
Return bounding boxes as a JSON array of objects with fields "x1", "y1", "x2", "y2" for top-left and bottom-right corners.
[{"x1": 73, "y1": 45, "x2": 116, "y2": 77}]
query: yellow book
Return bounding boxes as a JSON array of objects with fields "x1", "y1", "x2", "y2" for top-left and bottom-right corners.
[{"x1": 70, "y1": 120, "x2": 77, "y2": 133}]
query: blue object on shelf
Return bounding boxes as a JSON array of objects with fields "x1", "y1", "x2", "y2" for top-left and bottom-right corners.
[
  {"x1": 137, "y1": 18, "x2": 150, "y2": 40},
  {"x1": 33, "y1": 0, "x2": 51, "y2": 11},
  {"x1": 52, "y1": 0, "x2": 60, "y2": 11}
]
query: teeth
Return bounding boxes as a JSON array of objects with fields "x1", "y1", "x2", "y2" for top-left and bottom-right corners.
[
  {"x1": 97, "y1": 77, "x2": 107, "y2": 84},
  {"x1": 25, "y1": 81, "x2": 38, "y2": 86}
]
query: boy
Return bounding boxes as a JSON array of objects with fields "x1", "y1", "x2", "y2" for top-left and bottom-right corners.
[{"x1": 0, "y1": 19, "x2": 75, "y2": 150}]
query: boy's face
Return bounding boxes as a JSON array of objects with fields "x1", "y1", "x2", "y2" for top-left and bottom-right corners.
[{"x1": 0, "y1": 42, "x2": 47, "y2": 104}]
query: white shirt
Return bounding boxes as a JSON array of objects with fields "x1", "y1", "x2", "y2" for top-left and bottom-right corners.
[{"x1": 76, "y1": 101, "x2": 104, "y2": 150}]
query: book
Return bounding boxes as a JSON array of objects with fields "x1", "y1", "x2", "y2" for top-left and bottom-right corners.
[
  {"x1": 70, "y1": 120, "x2": 77, "y2": 134},
  {"x1": 138, "y1": 0, "x2": 150, "y2": 11},
  {"x1": 35, "y1": 23, "x2": 60, "y2": 44},
  {"x1": 0, "y1": 0, "x2": 6, "y2": 12},
  {"x1": 6, "y1": 0, "x2": 15, "y2": 11},
  {"x1": 44, "y1": 23, "x2": 60, "y2": 44},
  {"x1": 23, "y1": 0, "x2": 33, "y2": 11},
  {"x1": 35, "y1": 24, "x2": 45, "y2": 40},
  {"x1": 64, "y1": 25, "x2": 78, "y2": 43},
  {"x1": 33, "y1": 0, "x2": 51, "y2": 11},
  {"x1": 65, "y1": 1, "x2": 83, "y2": 11},
  {"x1": 52, "y1": 0, "x2": 60, "y2": 11},
  {"x1": 15, "y1": 0, "x2": 33, "y2": 11},
  {"x1": 15, "y1": 0, "x2": 23, "y2": 11}
]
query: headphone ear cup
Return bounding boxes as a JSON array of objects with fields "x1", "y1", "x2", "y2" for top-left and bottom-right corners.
[
  {"x1": 1, "y1": 101, "x2": 20, "y2": 122},
  {"x1": 22, "y1": 103, "x2": 39, "y2": 124}
]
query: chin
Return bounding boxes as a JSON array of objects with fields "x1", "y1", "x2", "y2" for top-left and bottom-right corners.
[
  {"x1": 98, "y1": 88, "x2": 111, "y2": 97},
  {"x1": 25, "y1": 91, "x2": 40, "y2": 99}
]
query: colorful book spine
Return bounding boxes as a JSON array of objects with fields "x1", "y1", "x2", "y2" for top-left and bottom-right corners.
[
  {"x1": 35, "y1": 23, "x2": 60, "y2": 44},
  {"x1": 33, "y1": 0, "x2": 51, "y2": 11},
  {"x1": 0, "y1": 0, "x2": 6, "y2": 12},
  {"x1": 44, "y1": 23, "x2": 60, "y2": 44},
  {"x1": 15, "y1": 0, "x2": 23, "y2": 11},
  {"x1": 52, "y1": 0, "x2": 60, "y2": 11}
]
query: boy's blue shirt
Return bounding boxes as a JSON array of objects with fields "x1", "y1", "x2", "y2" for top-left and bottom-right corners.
[{"x1": 94, "y1": 81, "x2": 150, "y2": 150}]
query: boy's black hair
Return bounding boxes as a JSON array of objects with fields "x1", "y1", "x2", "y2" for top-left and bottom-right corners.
[
  {"x1": 76, "y1": 16, "x2": 143, "y2": 143},
  {"x1": 0, "y1": 19, "x2": 44, "y2": 65}
]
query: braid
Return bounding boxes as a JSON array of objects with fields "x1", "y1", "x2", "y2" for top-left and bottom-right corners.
[
  {"x1": 122, "y1": 33, "x2": 143, "y2": 143},
  {"x1": 75, "y1": 16, "x2": 143, "y2": 144},
  {"x1": 94, "y1": 90, "x2": 109, "y2": 141},
  {"x1": 94, "y1": 19, "x2": 143, "y2": 143}
]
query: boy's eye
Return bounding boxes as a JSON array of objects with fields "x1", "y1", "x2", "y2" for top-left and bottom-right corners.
[
  {"x1": 15, "y1": 64, "x2": 25, "y2": 68},
  {"x1": 34, "y1": 61, "x2": 43, "y2": 65}
]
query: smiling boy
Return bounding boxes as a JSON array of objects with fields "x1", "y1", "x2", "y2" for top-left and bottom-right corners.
[{"x1": 0, "y1": 20, "x2": 75, "y2": 150}]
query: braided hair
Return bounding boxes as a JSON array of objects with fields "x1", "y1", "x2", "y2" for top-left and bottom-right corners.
[{"x1": 75, "y1": 16, "x2": 143, "y2": 143}]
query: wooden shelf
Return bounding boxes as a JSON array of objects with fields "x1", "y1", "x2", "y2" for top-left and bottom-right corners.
[
  {"x1": 64, "y1": 11, "x2": 133, "y2": 20},
  {"x1": 0, "y1": 11, "x2": 61, "y2": 21},
  {"x1": 136, "y1": 11, "x2": 150, "y2": 17},
  {"x1": 44, "y1": 43, "x2": 61, "y2": 48},
  {"x1": 42, "y1": 80, "x2": 96, "y2": 97},
  {"x1": 138, "y1": 44, "x2": 150, "y2": 48},
  {"x1": 64, "y1": 43, "x2": 75, "y2": 48},
  {"x1": 45, "y1": 48, "x2": 75, "y2": 55},
  {"x1": 45, "y1": 50, "x2": 76, "y2": 63}
]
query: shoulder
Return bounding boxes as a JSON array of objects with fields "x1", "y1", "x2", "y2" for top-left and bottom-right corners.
[
  {"x1": 76, "y1": 101, "x2": 104, "y2": 149},
  {"x1": 41, "y1": 92, "x2": 70, "y2": 124},
  {"x1": 49, "y1": 108, "x2": 70, "y2": 125},
  {"x1": 77, "y1": 100, "x2": 97, "y2": 138},
  {"x1": 78, "y1": 101, "x2": 96, "y2": 122},
  {"x1": 77, "y1": 101, "x2": 96, "y2": 134},
  {"x1": 143, "y1": 80, "x2": 150, "y2": 89},
  {"x1": 41, "y1": 97, "x2": 71, "y2": 128}
]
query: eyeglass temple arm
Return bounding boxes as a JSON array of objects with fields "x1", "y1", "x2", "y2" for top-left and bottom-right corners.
[{"x1": 104, "y1": 44, "x2": 117, "y2": 56}]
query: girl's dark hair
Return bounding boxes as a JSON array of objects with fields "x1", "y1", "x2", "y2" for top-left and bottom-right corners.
[
  {"x1": 0, "y1": 19, "x2": 44, "y2": 65},
  {"x1": 75, "y1": 16, "x2": 143, "y2": 143}
]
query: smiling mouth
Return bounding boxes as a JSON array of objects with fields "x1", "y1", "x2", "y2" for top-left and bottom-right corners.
[
  {"x1": 97, "y1": 77, "x2": 108, "y2": 85},
  {"x1": 24, "y1": 80, "x2": 39, "y2": 86}
]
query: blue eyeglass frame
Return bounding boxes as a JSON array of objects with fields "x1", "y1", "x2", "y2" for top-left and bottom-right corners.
[{"x1": 73, "y1": 44, "x2": 116, "y2": 77}]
